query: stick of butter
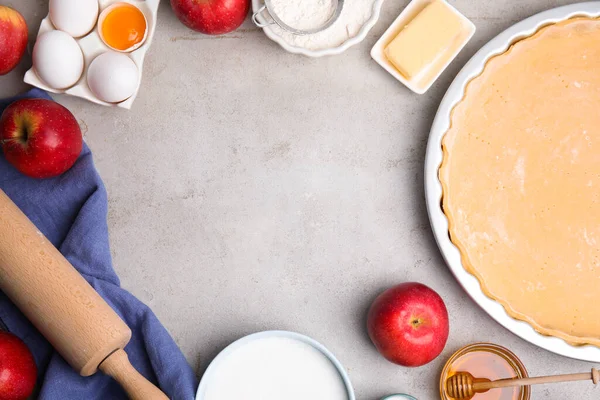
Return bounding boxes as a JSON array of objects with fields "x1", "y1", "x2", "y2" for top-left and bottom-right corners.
[{"x1": 384, "y1": 0, "x2": 464, "y2": 80}]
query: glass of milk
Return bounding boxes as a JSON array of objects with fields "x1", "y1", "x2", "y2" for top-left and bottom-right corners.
[{"x1": 196, "y1": 331, "x2": 355, "y2": 400}]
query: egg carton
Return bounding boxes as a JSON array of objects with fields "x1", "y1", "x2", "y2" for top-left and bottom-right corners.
[{"x1": 24, "y1": 0, "x2": 160, "y2": 109}]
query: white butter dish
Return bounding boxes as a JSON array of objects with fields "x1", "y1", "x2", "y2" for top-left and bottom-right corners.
[
  {"x1": 371, "y1": 0, "x2": 475, "y2": 94},
  {"x1": 24, "y1": 0, "x2": 160, "y2": 109}
]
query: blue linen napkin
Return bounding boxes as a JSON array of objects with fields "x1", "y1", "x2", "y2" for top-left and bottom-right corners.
[{"x1": 0, "y1": 89, "x2": 198, "y2": 400}]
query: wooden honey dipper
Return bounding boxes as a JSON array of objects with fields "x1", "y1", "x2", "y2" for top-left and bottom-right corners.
[
  {"x1": 446, "y1": 367, "x2": 600, "y2": 399},
  {"x1": 0, "y1": 190, "x2": 168, "y2": 399}
]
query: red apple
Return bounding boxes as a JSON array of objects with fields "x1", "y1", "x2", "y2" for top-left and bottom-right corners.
[
  {"x1": 0, "y1": 99, "x2": 82, "y2": 179},
  {"x1": 170, "y1": 0, "x2": 249, "y2": 35},
  {"x1": 367, "y1": 282, "x2": 449, "y2": 367},
  {"x1": 0, "y1": 6, "x2": 28, "y2": 75},
  {"x1": 0, "y1": 331, "x2": 37, "y2": 400}
]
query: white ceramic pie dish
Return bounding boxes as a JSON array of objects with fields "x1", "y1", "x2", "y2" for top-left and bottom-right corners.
[
  {"x1": 251, "y1": 0, "x2": 385, "y2": 57},
  {"x1": 425, "y1": 1, "x2": 600, "y2": 362}
]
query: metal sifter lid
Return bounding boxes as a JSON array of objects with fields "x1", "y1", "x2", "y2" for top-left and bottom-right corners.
[{"x1": 252, "y1": 0, "x2": 345, "y2": 35}]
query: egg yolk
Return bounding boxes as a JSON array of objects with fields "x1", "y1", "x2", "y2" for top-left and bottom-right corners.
[{"x1": 101, "y1": 4, "x2": 146, "y2": 51}]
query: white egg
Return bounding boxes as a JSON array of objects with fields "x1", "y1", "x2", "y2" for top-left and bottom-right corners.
[
  {"x1": 49, "y1": 0, "x2": 99, "y2": 38},
  {"x1": 87, "y1": 52, "x2": 139, "y2": 103},
  {"x1": 33, "y1": 31, "x2": 84, "y2": 90}
]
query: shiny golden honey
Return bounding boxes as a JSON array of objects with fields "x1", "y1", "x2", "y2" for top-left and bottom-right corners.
[{"x1": 440, "y1": 343, "x2": 530, "y2": 400}]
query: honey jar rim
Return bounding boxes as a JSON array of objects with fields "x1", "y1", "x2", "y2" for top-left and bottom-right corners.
[{"x1": 439, "y1": 342, "x2": 531, "y2": 400}]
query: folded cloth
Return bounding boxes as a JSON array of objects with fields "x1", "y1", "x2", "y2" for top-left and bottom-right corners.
[{"x1": 0, "y1": 89, "x2": 198, "y2": 400}]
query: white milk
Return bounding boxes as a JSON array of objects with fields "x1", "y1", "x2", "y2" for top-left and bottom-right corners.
[{"x1": 203, "y1": 336, "x2": 349, "y2": 400}]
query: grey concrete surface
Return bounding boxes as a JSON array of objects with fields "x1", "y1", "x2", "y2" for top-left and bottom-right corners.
[{"x1": 1, "y1": 1, "x2": 597, "y2": 399}]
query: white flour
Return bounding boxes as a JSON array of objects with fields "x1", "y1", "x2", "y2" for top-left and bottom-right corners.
[
  {"x1": 268, "y1": 0, "x2": 377, "y2": 50},
  {"x1": 270, "y1": 0, "x2": 336, "y2": 31}
]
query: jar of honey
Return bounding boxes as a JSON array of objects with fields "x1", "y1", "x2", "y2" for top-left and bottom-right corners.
[{"x1": 440, "y1": 343, "x2": 530, "y2": 400}]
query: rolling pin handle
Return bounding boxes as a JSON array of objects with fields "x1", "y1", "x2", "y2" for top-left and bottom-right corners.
[{"x1": 99, "y1": 349, "x2": 169, "y2": 400}]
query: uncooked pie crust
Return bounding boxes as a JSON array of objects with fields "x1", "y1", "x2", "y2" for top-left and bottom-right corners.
[{"x1": 440, "y1": 17, "x2": 600, "y2": 347}]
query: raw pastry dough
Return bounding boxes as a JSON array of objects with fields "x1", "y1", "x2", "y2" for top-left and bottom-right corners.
[{"x1": 440, "y1": 18, "x2": 600, "y2": 346}]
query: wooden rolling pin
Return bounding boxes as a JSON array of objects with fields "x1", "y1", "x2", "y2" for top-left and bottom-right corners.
[{"x1": 0, "y1": 190, "x2": 168, "y2": 400}]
